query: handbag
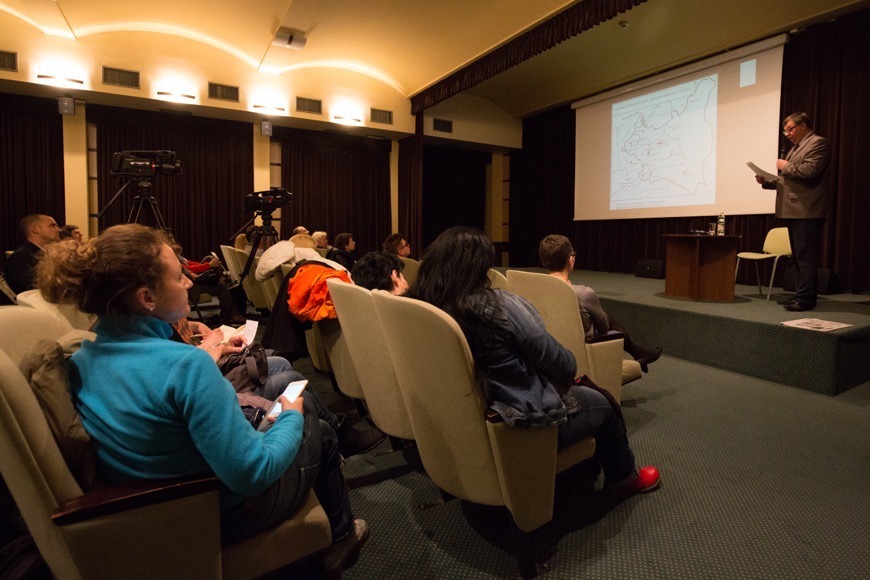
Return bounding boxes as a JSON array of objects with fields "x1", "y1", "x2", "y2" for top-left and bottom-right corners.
[{"x1": 218, "y1": 342, "x2": 269, "y2": 393}]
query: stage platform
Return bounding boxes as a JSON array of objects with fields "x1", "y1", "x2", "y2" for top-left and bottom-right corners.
[{"x1": 505, "y1": 268, "x2": 870, "y2": 396}]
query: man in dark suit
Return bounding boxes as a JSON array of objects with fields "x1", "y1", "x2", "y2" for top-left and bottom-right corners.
[
  {"x1": 5, "y1": 214, "x2": 60, "y2": 295},
  {"x1": 755, "y1": 112, "x2": 830, "y2": 312}
]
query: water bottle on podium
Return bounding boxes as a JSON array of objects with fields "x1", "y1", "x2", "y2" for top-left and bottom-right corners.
[{"x1": 716, "y1": 212, "x2": 725, "y2": 236}]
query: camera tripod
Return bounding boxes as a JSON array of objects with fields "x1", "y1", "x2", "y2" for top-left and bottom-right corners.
[
  {"x1": 97, "y1": 178, "x2": 170, "y2": 232},
  {"x1": 231, "y1": 210, "x2": 280, "y2": 281}
]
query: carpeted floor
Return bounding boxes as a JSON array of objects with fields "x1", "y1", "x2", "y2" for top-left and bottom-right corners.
[{"x1": 294, "y1": 352, "x2": 870, "y2": 579}]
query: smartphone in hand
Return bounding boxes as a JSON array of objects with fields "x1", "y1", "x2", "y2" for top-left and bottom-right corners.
[{"x1": 257, "y1": 380, "x2": 307, "y2": 432}]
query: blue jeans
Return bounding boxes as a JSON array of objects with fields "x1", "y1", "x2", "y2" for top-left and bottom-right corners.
[
  {"x1": 221, "y1": 390, "x2": 353, "y2": 542},
  {"x1": 556, "y1": 385, "x2": 636, "y2": 482},
  {"x1": 260, "y1": 355, "x2": 308, "y2": 401}
]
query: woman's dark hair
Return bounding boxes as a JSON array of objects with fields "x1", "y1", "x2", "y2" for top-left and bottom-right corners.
[
  {"x1": 411, "y1": 226, "x2": 495, "y2": 330},
  {"x1": 36, "y1": 223, "x2": 168, "y2": 316},
  {"x1": 334, "y1": 233, "x2": 354, "y2": 251},
  {"x1": 352, "y1": 251, "x2": 403, "y2": 291}
]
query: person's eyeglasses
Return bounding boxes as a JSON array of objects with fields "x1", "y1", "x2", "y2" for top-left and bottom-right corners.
[
  {"x1": 570, "y1": 252, "x2": 576, "y2": 258},
  {"x1": 782, "y1": 122, "x2": 803, "y2": 136},
  {"x1": 400, "y1": 242, "x2": 410, "y2": 249}
]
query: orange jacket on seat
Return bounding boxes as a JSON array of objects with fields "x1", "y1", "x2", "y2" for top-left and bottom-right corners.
[{"x1": 286, "y1": 263, "x2": 352, "y2": 322}]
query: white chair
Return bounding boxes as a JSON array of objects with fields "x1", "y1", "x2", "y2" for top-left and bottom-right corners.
[
  {"x1": 16, "y1": 289, "x2": 97, "y2": 331},
  {"x1": 399, "y1": 257, "x2": 420, "y2": 286},
  {"x1": 487, "y1": 268, "x2": 508, "y2": 289},
  {"x1": 327, "y1": 279, "x2": 414, "y2": 440},
  {"x1": 735, "y1": 227, "x2": 792, "y2": 300},
  {"x1": 507, "y1": 270, "x2": 639, "y2": 401},
  {"x1": 370, "y1": 291, "x2": 597, "y2": 578}
]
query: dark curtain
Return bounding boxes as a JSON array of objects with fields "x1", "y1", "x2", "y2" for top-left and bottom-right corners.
[
  {"x1": 511, "y1": 8, "x2": 869, "y2": 291},
  {"x1": 397, "y1": 113, "x2": 424, "y2": 258},
  {"x1": 422, "y1": 144, "x2": 490, "y2": 249},
  {"x1": 0, "y1": 94, "x2": 65, "y2": 262},
  {"x1": 276, "y1": 127, "x2": 390, "y2": 256},
  {"x1": 779, "y1": 9, "x2": 870, "y2": 291},
  {"x1": 89, "y1": 106, "x2": 253, "y2": 260}
]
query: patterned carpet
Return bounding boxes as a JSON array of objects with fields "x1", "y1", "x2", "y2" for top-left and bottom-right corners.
[{"x1": 292, "y1": 353, "x2": 870, "y2": 579}]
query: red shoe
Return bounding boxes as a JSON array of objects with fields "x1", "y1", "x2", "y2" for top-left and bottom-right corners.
[{"x1": 608, "y1": 465, "x2": 661, "y2": 494}]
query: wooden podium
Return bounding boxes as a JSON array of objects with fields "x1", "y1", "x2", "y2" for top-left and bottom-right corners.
[{"x1": 663, "y1": 234, "x2": 741, "y2": 301}]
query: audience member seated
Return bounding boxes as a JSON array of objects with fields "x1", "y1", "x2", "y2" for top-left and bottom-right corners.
[
  {"x1": 312, "y1": 231, "x2": 332, "y2": 257},
  {"x1": 35, "y1": 223, "x2": 370, "y2": 572},
  {"x1": 539, "y1": 235, "x2": 662, "y2": 372},
  {"x1": 382, "y1": 232, "x2": 411, "y2": 258},
  {"x1": 256, "y1": 234, "x2": 345, "y2": 282},
  {"x1": 411, "y1": 227, "x2": 661, "y2": 494},
  {"x1": 59, "y1": 224, "x2": 83, "y2": 242},
  {"x1": 5, "y1": 213, "x2": 61, "y2": 295},
  {"x1": 326, "y1": 233, "x2": 357, "y2": 271},
  {"x1": 168, "y1": 238, "x2": 245, "y2": 326},
  {"x1": 292, "y1": 226, "x2": 310, "y2": 236},
  {"x1": 351, "y1": 251, "x2": 409, "y2": 295}
]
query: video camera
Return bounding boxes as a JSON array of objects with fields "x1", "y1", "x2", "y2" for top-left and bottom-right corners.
[
  {"x1": 110, "y1": 150, "x2": 182, "y2": 177},
  {"x1": 245, "y1": 188, "x2": 294, "y2": 213}
]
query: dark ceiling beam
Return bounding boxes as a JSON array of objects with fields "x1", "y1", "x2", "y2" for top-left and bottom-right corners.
[{"x1": 409, "y1": 0, "x2": 649, "y2": 114}]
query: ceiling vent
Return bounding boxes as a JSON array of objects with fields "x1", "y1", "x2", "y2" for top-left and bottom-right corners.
[
  {"x1": 102, "y1": 67, "x2": 140, "y2": 88},
  {"x1": 0, "y1": 50, "x2": 17, "y2": 72},
  {"x1": 370, "y1": 108, "x2": 393, "y2": 125},
  {"x1": 296, "y1": 96, "x2": 322, "y2": 115},
  {"x1": 208, "y1": 82, "x2": 240, "y2": 102},
  {"x1": 433, "y1": 118, "x2": 453, "y2": 133}
]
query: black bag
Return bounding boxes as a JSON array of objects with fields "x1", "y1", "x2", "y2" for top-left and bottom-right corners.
[
  {"x1": 195, "y1": 268, "x2": 223, "y2": 286},
  {"x1": 217, "y1": 343, "x2": 269, "y2": 393}
]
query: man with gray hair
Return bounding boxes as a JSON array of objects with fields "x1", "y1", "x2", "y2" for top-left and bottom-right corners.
[
  {"x1": 755, "y1": 112, "x2": 830, "y2": 312},
  {"x1": 6, "y1": 213, "x2": 60, "y2": 295}
]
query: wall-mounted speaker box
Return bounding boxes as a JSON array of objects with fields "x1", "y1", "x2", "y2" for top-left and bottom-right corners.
[
  {"x1": 636, "y1": 259, "x2": 665, "y2": 279},
  {"x1": 260, "y1": 121, "x2": 273, "y2": 136},
  {"x1": 57, "y1": 97, "x2": 75, "y2": 115}
]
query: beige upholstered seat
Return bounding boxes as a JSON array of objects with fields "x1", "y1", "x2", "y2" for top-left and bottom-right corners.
[
  {"x1": 506, "y1": 270, "x2": 640, "y2": 400},
  {"x1": 735, "y1": 227, "x2": 792, "y2": 300},
  {"x1": 220, "y1": 244, "x2": 242, "y2": 283},
  {"x1": 399, "y1": 257, "x2": 419, "y2": 285},
  {"x1": 370, "y1": 291, "x2": 596, "y2": 577},
  {"x1": 327, "y1": 279, "x2": 414, "y2": 440},
  {"x1": 15, "y1": 289, "x2": 97, "y2": 331},
  {"x1": 0, "y1": 306, "x2": 331, "y2": 579},
  {"x1": 487, "y1": 268, "x2": 508, "y2": 289},
  {"x1": 230, "y1": 247, "x2": 272, "y2": 310}
]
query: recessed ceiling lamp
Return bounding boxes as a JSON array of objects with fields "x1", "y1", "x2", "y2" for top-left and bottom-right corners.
[{"x1": 272, "y1": 28, "x2": 307, "y2": 50}]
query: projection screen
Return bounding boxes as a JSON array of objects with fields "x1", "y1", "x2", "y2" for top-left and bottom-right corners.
[{"x1": 572, "y1": 36, "x2": 786, "y2": 221}]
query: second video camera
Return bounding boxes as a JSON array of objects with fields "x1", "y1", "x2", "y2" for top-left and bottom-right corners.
[{"x1": 245, "y1": 188, "x2": 294, "y2": 213}]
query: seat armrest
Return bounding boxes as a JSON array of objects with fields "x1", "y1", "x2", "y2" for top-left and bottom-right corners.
[
  {"x1": 52, "y1": 473, "x2": 220, "y2": 525},
  {"x1": 586, "y1": 331, "x2": 626, "y2": 344}
]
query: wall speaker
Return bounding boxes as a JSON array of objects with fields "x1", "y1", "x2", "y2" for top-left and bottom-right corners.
[
  {"x1": 636, "y1": 258, "x2": 665, "y2": 279},
  {"x1": 57, "y1": 97, "x2": 75, "y2": 115},
  {"x1": 260, "y1": 120, "x2": 273, "y2": 136}
]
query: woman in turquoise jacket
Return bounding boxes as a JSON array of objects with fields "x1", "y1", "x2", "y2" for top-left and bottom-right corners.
[{"x1": 37, "y1": 224, "x2": 367, "y2": 573}]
